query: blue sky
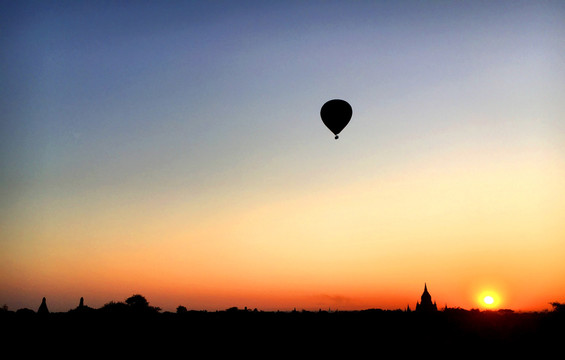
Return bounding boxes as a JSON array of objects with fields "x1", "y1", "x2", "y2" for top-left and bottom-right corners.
[{"x1": 3, "y1": 0, "x2": 563, "y2": 206}]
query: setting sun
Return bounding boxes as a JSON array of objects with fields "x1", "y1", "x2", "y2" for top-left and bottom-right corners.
[{"x1": 478, "y1": 291, "x2": 500, "y2": 309}]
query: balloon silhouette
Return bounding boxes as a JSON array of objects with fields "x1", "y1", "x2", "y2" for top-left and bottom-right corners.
[{"x1": 320, "y1": 99, "x2": 352, "y2": 139}]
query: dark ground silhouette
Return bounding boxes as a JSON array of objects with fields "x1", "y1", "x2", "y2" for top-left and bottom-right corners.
[{"x1": 2, "y1": 295, "x2": 564, "y2": 356}]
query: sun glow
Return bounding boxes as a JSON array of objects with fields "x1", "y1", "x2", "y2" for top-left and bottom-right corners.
[{"x1": 478, "y1": 291, "x2": 500, "y2": 309}]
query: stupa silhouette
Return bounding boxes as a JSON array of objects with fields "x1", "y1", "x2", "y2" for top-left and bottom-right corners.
[
  {"x1": 37, "y1": 297, "x2": 49, "y2": 315},
  {"x1": 415, "y1": 283, "x2": 438, "y2": 312}
]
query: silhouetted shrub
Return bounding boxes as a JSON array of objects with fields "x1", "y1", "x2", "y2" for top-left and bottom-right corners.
[
  {"x1": 100, "y1": 301, "x2": 129, "y2": 313},
  {"x1": 16, "y1": 308, "x2": 35, "y2": 316},
  {"x1": 550, "y1": 302, "x2": 565, "y2": 313}
]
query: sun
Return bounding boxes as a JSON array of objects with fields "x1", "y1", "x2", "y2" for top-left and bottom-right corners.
[{"x1": 478, "y1": 291, "x2": 499, "y2": 309}]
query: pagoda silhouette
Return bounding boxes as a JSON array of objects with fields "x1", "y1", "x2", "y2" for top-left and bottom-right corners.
[{"x1": 415, "y1": 283, "x2": 438, "y2": 312}]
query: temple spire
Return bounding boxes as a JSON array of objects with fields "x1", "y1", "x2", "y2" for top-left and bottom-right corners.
[
  {"x1": 416, "y1": 283, "x2": 438, "y2": 312},
  {"x1": 38, "y1": 297, "x2": 49, "y2": 315}
]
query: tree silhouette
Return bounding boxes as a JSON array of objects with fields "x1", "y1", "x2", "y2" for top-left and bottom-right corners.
[
  {"x1": 125, "y1": 294, "x2": 160, "y2": 313},
  {"x1": 125, "y1": 294, "x2": 149, "y2": 308}
]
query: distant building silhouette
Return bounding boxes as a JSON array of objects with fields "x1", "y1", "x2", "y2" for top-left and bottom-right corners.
[
  {"x1": 415, "y1": 284, "x2": 437, "y2": 312},
  {"x1": 70, "y1": 296, "x2": 94, "y2": 313},
  {"x1": 38, "y1": 297, "x2": 49, "y2": 315}
]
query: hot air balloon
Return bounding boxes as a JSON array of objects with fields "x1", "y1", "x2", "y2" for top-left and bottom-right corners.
[{"x1": 320, "y1": 99, "x2": 352, "y2": 139}]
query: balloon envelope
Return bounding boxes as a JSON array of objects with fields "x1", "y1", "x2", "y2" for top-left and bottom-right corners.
[{"x1": 320, "y1": 99, "x2": 352, "y2": 139}]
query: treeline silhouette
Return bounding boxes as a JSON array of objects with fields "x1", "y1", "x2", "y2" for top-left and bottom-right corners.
[{"x1": 2, "y1": 295, "x2": 564, "y2": 356}]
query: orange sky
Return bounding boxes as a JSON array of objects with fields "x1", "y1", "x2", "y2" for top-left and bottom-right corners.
[{"x1": 2, "y1": 143, "x2": 564, "y2": 312}]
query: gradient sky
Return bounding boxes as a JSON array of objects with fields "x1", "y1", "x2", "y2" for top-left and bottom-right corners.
[{"x1": 1, "y1": 1, "x2": 564, "y2": 312}]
